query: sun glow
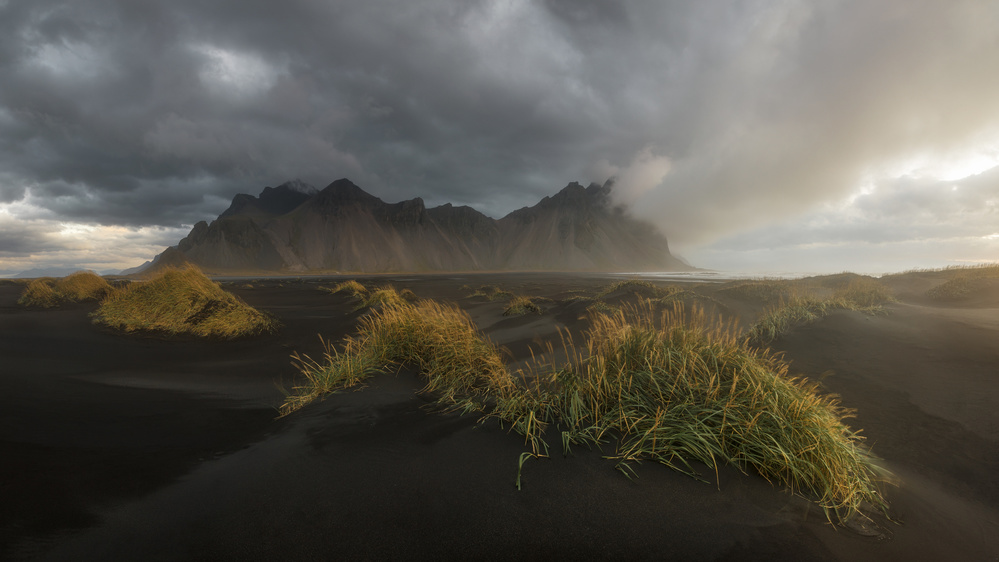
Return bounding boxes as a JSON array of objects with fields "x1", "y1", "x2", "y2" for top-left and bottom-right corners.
[{"x1": 887, "y1": 146, "x2": 999, "y2": 182}]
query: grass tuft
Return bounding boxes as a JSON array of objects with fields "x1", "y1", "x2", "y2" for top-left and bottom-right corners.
[
  {"x1": 323, "y1": 280, "x2": 416, "y2": 310},
  {"x1": 516, "y1": 302, "x2": 888, "y2": 521},
  {"x1": 748, "y1": 296, "x2": 832, "y2": 345},
  {"x1": 504, "y1": 296, "x2": 543, "y2": 316},
  {"x1": 282, "y1": 299, "x2": 513, "y2": 414},
  {"x1": 17, "y1": 278, "x2": 62, "y2": 308},
  {"x1": 91, "y1": 266, "x2": 277, "y2": 338},
  {"x1": 832, "y1": 277, "x2": 895, "y2": 308},
  {"x1": 469, "y1": 285, "x2": 514, "y2": 301},
  {"x1": 718, "y1": 280, "x2": 792, "y2": 303},
  {"x1": 748, "y1": 278, "x2": 894, "y2": 345},
  {"x1": 17, "y1": 271, "x2": 113, "y2": 308},
  {"x1": 283, "y1": 296, "x2": 889, "y2": 523},
  {"x1": 925, "y1": 267, "x2": 999, "y2": 301}
]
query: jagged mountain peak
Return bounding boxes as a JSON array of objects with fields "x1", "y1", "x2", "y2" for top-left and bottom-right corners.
[
  {"x1": 219, "y1": 181, "x2": 314, "y2": 219},
  {"x1": 503, "y1": 180, "x2": 613, "y2": 223},
  {"x1": 313, "y1": 178, "x2": 382, "y2": 208},
  {"x1": 154, "y1": 178, "x2": 688, "y2": 273}
]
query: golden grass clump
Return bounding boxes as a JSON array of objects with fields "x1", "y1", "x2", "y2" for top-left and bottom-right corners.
[
  {"x1": 832, "y1": 277, "x2": 895, "y2": 308},
  {"x1": 926, "y1": 277, "x2": 975, "y2": 300},
  {"x1": 17, "y1": 278, "x2": 62, "y2": 308},
  {"x1": 501, "y1": 302, "x2": 887, "y2": 521},
  {"x1": 283, "y1": 298, "x2": 514, "y2": 414},
  {"x1": 924, "y1": 266, "x2": 999, "y2": 301},
  {"x1": 748, "y1": 279, "x2": 894, "y2": 345},
  {"x1": 596, "y1": 279, "x2": 661, "y2": 298},
  {"x1": 469, "y1": 285, "x2": 514, "y2": 301},
  {"x1": 56, "y1": 271, "x2": 114, "y2": 302},
  {"x1": 718, "y1": 280, "x2": 792, "y2": 303},
  {"x1": 504, "y1": 296, "x2": 543, "y2": 316},
  {"x1": 327, "y1": 279, "x2": 368, "y2": 299},
  {"x1": 284, "y1": 295, "x2": 888, "y2": 522},
  {"x1": 323, "y1": 280, "x2": 416, "y2": 310},
  {"x1": 17, "y1": 271, "x2": 113, "y2": 308},
  {"x1": 91, "y1": 266, "x2": 277, "y2": 338},
  {"x1": 747, "y1": 296, "x2": 831, "y2": 345}
]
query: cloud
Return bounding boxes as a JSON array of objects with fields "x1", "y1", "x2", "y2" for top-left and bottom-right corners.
[
  {"x1": 591, "y1": 146, "x2": 672, "y2": 205},
  {"x1": 691, "y1": 165, "x2": 999, "y2": 273},
  {"x1": 1, "y1": 0, "x2": 998, "y2": 272}
]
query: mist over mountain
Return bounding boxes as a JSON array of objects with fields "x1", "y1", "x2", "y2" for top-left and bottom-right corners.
[{"x1": 149, "y1": 179, "x2": 689, "y2": 274}]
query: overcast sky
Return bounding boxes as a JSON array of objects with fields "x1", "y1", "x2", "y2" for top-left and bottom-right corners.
[{"x1": 2, "y1": 0, "x2": 998, "y2": 275}]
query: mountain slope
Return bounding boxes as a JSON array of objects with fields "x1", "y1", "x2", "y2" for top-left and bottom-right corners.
[{"x1": 151, "y1": 178, "x2": 688, "y2": 273}]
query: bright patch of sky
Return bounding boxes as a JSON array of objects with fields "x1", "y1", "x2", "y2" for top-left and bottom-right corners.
[{"x1": 193, "y1": 44, "x2": 280, "y2": 99}]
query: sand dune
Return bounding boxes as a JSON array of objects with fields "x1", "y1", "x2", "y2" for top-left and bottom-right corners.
[{"x1": 2, "y1": 273, "x2": 998, "y2": 561}]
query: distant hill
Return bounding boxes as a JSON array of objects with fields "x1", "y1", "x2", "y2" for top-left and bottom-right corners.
[
  {"x1": 12, "y1": 266, "x2": 117, "y2": 278},
  {"x1": 146, "y1": 178, "x2": 689, "y2": 274}
]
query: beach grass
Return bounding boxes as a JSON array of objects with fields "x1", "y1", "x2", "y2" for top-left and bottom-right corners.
[
  {"x1": 283, "y1": 294, "x2": 888, "y2": 522},
  {"x1": 748, "y1": 278, "x2": 894, "y2": 345},
  {"x1": 504, "y1": 295, "x2": 543, "y2": 316},
  {"x1": 526, "y1": 302, "x2": 886, "y2": 521},
  {"x1": 283, "y1": 292, "x2": 513, "y2": 413},
  {"x1": 718, "y1": 279, "x2": 792, "y2": 303},
  {"x1": 91, "y1": 266, "x2": 277, "y2": 338},
  {"x1": 925, "y1": 265, "x2": 999, "y2": 300},
  {"x1": 469, "y1": 285, "x2": 514, "y2": 301},
  {"x1": 17, "y1": 271, "x2": 114, "y2": 308},
  {"x1": 323, "y1": 280, "x2": 417, "y2": 310}
]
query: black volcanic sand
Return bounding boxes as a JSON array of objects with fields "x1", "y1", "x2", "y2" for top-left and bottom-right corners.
[{"x1": 2, "y1": 273, "x2": 998, "y2": 561}]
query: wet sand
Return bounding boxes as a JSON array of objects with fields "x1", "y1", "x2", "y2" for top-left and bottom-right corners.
[{"x1": 2, "y1": 273, "x2": 998, "y2": 561}]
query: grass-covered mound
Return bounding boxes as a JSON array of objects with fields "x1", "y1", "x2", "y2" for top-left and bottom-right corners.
[
  {"x1": 748, "y1": 278, "x2": 895, "y2": 345},
  {"x1": 284, "y1": 294, "x2": 888, "y2": 522},
  {"x1": 503, "y1": 296, "x2": 543, "y2": 316},
  {"x1": 466, "y1": 285, "x2": 514, "y2": 301},
  {"x1": 92, "y1": 266, "x2": 277, "y2": 338},
  {"x1": 924, "y1": 265, "x2": 999, "y2": 301},
  {"x1": 717, "y1": 280, "x2": 792, "y2": 303},
  {"x1": 17, "y1": 271, "x2": 114, "y2": 308},
  {"x1": 323, "y1": 280, "x2": 417, "y2": 310},
  {"x1": 284, "y1": 292, "x2": 514, "y2": 413}
]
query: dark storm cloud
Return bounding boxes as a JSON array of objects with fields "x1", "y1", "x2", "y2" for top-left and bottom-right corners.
[{"x1": 1, "y1": 0, "x2": 998, "y2": 269}]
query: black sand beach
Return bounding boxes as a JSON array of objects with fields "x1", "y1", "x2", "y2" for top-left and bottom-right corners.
[{"x1": 2, "y1": 273, "x2": 998, "y2": 561}]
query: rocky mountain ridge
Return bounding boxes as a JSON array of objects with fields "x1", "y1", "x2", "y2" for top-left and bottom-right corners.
[{"x1": 148, "y1": 178, "x2": 688, "y2": 273}]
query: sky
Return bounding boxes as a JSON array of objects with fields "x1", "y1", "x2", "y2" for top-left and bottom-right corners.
[{"x1": 2, "y1": 0, "x2": 999, "y2": 275}]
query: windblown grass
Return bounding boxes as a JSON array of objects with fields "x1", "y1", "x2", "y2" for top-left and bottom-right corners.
[
  {"x1": 502, "y1": 302, "x2": 887, "y2": 521},
  {"x1": 17, "y1": 278, "x2": 62, "y2": 308},
  {"x1": 326, "y1": 280, "x2": 367, "y2": 299},
  {"x1": 284, "y1": 295, "x2": 888, "y2": 522},
  {"x1": 283, "y1": 295, "x2": 513, "y2": 413},
  {"x1": 91, "y1": 266, "x2": 277, "y2": 338},
  {"x1": 595, "y1": 280, "x2": 694, "y2": 309},
  {"x1": 925, "y1": 265, "x2": 999, "y2": 301},
  {"x1": 718, "y1": 280, "x2": 792, "y2": 303},
  {"x1": 596, "y1": 279, "x2": 662, "y2": 298},
  {"x1": 748, "y1": 296, "x2": 835, "y2": 345},
  {"x1": 323, "y1": 280, "x2": 416, "y2": 310},
  {"x1": 469, "y1": 285, "x2": 514, "y2": 301},
  {"x1": 748, "y1": 278, "x2": 894, "y2": 345},
  {"x1": 832, "y1": 277, "x2": 895, "y2": 308},
  {"x1": 17, "y1": 271, "x2": 114, "y2": 308},
  {"x1": 504, "y1": 296, "x2": 543, "y2": 316}
]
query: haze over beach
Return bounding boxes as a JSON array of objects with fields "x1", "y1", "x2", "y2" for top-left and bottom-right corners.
[{"x1": 1, "y1": 1, "x2": 998, "y2": 276}]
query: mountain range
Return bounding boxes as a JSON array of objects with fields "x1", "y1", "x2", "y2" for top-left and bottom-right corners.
[{"x1": 145, "y1": 178, "x2": 689, "y2": 274}]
